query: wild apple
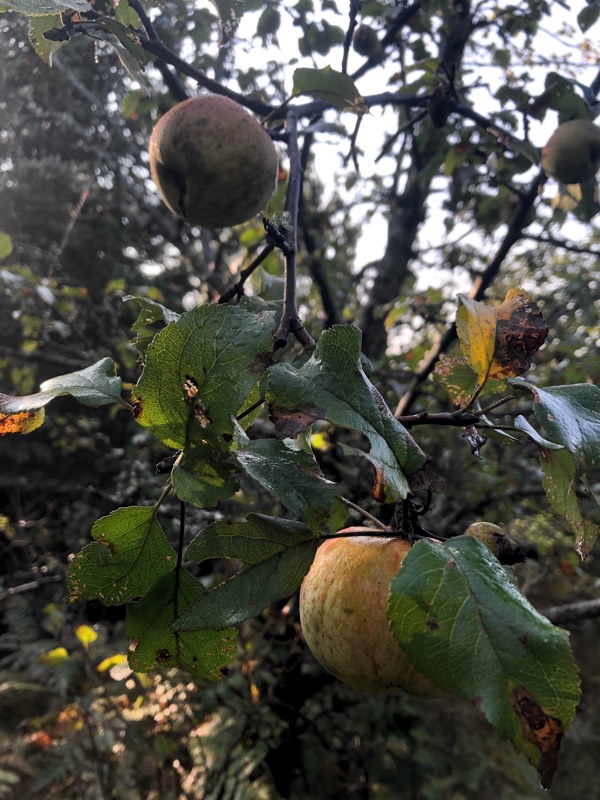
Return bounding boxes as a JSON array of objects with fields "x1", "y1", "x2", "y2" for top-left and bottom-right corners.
[
  {"x1": 149, "y1": 94, "x2": 278, "y2": 228},
  {"x1": 541, "y1": 118, "x2": 600, "y2": 185},
  {"x1": 299, "y1": 530, "x2": 443, "y2": 697}
]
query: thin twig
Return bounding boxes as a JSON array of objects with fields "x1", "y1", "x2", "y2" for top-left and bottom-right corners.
[
  {"x1": 218, "y1": 242, "x2": 275, "y2": 304},
  {"x1": 395, "y1": 170, "x2": 545, "y2": 416},
  {"x1": 340, "y1": 496, "x2": 389, "y2": 530},
  {"x1": 273, "y1": 110, "x2": 315, "y2": 348},
  {"x1": 341, "y1": 0, "x2": 363, "y2": 75},
  {"x1": 396, "y1": 410, "x2": 481, "y2": 428},
  {"x1": 543, "y1": 598, "x2": 600, "y2": 625}
]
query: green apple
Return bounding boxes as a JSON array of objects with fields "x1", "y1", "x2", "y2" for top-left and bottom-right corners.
[
  {"x1": 300, "y1": 530, "x2": 443, "y2": 697},
  {"x1": 541, "y1": 118, "x2": 600, "y2": 185},
  {"x1": 149, "y1": 94, "x2": 278, "y2": 228}
]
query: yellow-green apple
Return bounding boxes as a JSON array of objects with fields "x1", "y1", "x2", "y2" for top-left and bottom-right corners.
[
  {"x1": 300, "y1": 530, "x2": 442, "y2": 697},
  {"x1": 149, "y1": 94, "x2": 278, "y2": 228},
  {"x1": 541, "y1": 118, "x2": 600, "y2": 185}
]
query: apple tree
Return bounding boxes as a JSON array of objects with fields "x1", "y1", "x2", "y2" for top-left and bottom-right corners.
[{"x1": 1, "y1": 0, "x2": 600, "y2": 795}]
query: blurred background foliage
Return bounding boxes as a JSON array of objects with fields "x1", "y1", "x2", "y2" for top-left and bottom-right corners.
[{"x1": 1, "y1": 0, "x2": 600, "y2": 797}]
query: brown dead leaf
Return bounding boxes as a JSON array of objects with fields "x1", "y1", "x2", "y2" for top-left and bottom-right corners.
[{"x1": 490, "y1": 289, "x2": 549, "y2": 380}]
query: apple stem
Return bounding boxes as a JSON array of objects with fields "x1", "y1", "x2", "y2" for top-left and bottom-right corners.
[
  {"x1": 273, "y1": 109, "x2": 315, "y2": 349},
  {"x1": 340, "y1": 497, "x2": 390, "y2": 530}
]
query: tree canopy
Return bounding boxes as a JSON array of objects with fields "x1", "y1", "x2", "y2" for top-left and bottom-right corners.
[{"x1": 1, "y1": 1, "x2": 600, "y2": 797}]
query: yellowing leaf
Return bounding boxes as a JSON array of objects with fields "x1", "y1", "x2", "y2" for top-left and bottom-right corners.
[
  {"x1": 75, "y1": 624, "x2": 98, "y2": 647},
  {"x1": 456, "y1": 290, "x2": 548, "y2": 388},
  {"x1": 97, "y1": 653, "x2": 128, "y2": 672},
  {"x1": 456, "y1": 294, "x2": 497, "y2": 386},
  {"x1": 38, "y1": 647, "x2": 69, "y2": 666},
  {"x1": 0, "y1": 408, "x2": 45, "y2": 435}
]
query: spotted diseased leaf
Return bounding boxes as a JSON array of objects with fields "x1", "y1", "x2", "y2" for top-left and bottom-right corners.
[
  {"x1": 0, "y1": 358, "x2": 122, "y2": 435},
  {"x1": 292, "y1": 66, "x2": 368, "y2": 114},
  {"x1": 0, "y1": 408, "x2": 45, "y2": 435},
  {"x1": 126, "y1": 570, "x2": 237, "y2": 681},
  {"x1": 456, "y1": 290, "x2": 548, "y2": 388},
  {"x1": 491, "y1": 290, "x2": 548, "y2": 379},
  {"x1": 68, "y1": 507, "x2": 177, "y2": 605},
  {"x1": 388, "y1": 537, "x2": 581, "y2": 789},
  {"x1": 132, "y1": 304, "x2": 275, "y2": 450},
  {"x1": 434, "y1": 355, "x2": 478, "y2": 409}
]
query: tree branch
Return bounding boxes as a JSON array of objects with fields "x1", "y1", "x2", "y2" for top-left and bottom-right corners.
[
  {"x1": 273, "y1": 111, "x2": 315, "y2": 348},
  {"x1": 395, "y1": 171, "x2": 545, "y2": 415}
]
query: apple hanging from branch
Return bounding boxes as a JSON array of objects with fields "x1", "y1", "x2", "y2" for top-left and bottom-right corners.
[
  {"x1": 149, "y1": 94, "x2": 278, "y2": 228},
  {"x1": 299, "y1": 530, "x2": 443, "y2": 697}
]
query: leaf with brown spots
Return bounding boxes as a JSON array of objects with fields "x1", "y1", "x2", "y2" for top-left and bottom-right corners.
[
  {"x1": 0, "y1": 408, "x2": 45, "y2": 435},
  {"x1": 456, "y1": 290, "x2": 548, "y2": 388},
  {"x1": 511, "y1": 687, "x2": 564, "y2": 789},
  {"x1": 0, "y1": 358, "x2": 121, "y2": 435},
  {"x1": 388, "y1": 536, "x2": 580, "y2": 788}
]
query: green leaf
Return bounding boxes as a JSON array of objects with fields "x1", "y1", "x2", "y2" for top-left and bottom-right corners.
[
  {"x1": 388, "y1": 536, "x2": 581, "y2": 789},
  {"x1": 0, "y1": 0, "x2": 91, "y2": 15},
  {"x1": 267, "y1": 325, "x2": 426, "y2": 503},
  {"x1": 132, "y1": 304, "x2": 275, "y2": 450},
  {"x1": 578, "y1": 6, "x2": 600, "y2": 33},
  {"x1": 0, "y1": 232, "x2": 12, "y2": 260},
  {"x1": 292, "y1": 66, "x2": 368, "y2": 113},
  {"x1": 68, "y1": 507, "x2": 177, "y2": 605},
  {"x1": 235, "y1": 438, "x2": 348, "y2": 532},
  {"x1": 514, "y1": 415, "x2": 563, "y2": 450},
  {"x1": 173, "y1": 539, "x2": 319, "y2": 632},
  {"x1": 126, "y1": 570, "x2": 237, "y2": 681},
  {"x1": 543, "y1": 72, "x2": 591, "y2": 124},
  {"x1": 28, "y1": 14, "x2": 65, "y2": 64},
  {"x1": 124, "y1": 295, "x2": 180, "y2": 357},
  {"x1": 185, "y1": 513, "x2": 315, "y2": 564},
  {"x1": 172, "y1": 443, "x2": 239, "y2": 508},
  {"x1": 0, "y1": 358, "x2": 122, "y2": 435},
  {"x1": 97, "y1": 16, "x2": 152, "y2": 94},
  {"x1": 539, "y1": 447, "x2": 600, "y2": 560},
  {"x1": 510, "y1": 381, "x2": 600, "y2": 476}
]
